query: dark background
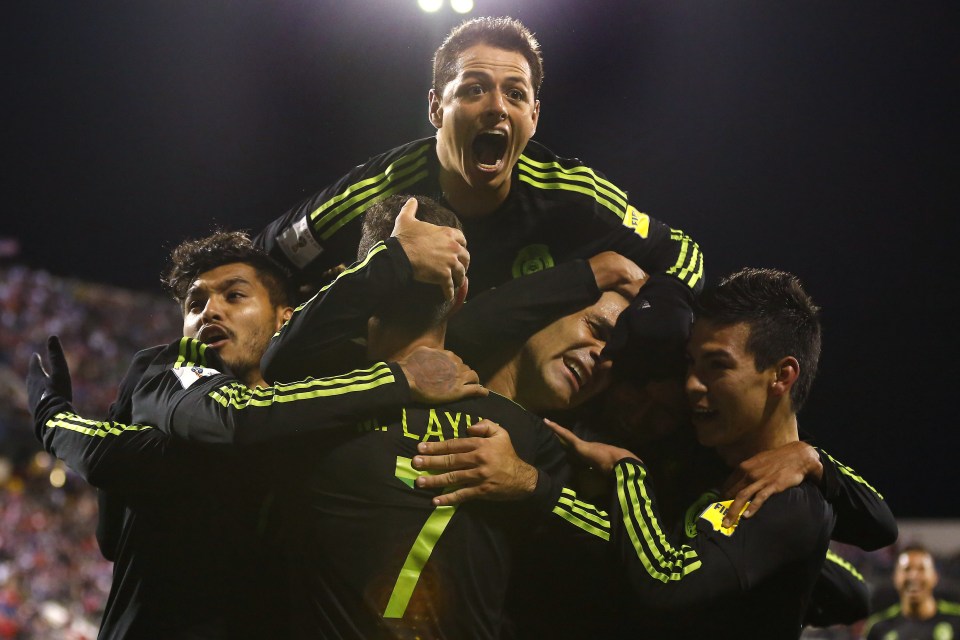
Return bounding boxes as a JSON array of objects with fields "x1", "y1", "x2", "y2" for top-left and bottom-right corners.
[{"x1": 4, "y1": 1, "x2": 958, "y2": 516}]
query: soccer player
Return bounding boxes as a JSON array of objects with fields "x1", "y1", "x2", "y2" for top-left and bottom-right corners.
[
  {"x1": 864, "y1": 545, "x2": 960, "y2": 640},
  {"x1": 256, "y1": 16, "x2": 703, "y2": 377},
  {"x1": 543, "y1": 268, "x2": 853, "y2": 638},
  {"x1": 27, "y1": 220, "x2": 482, "y2": 639},
  {"x1": 249, "y1": 195, "x2": 618, "y2": 638},
  {"x1": 413, "y1": 267, "x2": 893, "y2": 637}
]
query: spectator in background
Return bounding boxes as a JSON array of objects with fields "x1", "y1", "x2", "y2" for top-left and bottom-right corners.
[{"x1": 864, "y1": 545, "x2": 960, "y2": 640}]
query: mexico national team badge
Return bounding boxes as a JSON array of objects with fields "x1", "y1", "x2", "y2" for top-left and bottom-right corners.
[
  {"x1": 512, "y1": 244, "x2": 555, "y2": 278},
  {"x1": 172, "y1": 365, "x2": 221, "y2": 390},
  {"x1": 622, "y1": 205, "x2": 650, "y2": 238},
  {"x1": 698, "y1": 499, "x2": 749, "y2": 537}
]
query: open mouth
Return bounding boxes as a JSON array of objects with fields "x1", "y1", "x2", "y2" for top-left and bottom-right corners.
[
  {"x1": 472, "y1": 131, "x2": 507, "y2": 170},
  {"x1": 690, "y1": 407, "x2": 717, "y2": 421},
  {"x1": 563, "y1": 357, "x2": 587, "y2": 390},
  {"x1": 197, "y1": 324, "x2": 229, "y2": 348}
]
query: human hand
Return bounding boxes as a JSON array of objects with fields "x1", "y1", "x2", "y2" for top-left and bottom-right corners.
[
  {"x1": 721, "y1": 441, "x2": 823, "y2": 527},
  {"x1": 26, "y1": 336, "x2": 73, "y2": 419},
  {"x1": 397, "y1": 346, "x2": 487, "y2": 404},
  {"x1": 391, "y1": 197, "x2": 469, "y2": 301},
  {"x1": 588, "y1": 251, "x2": 648, "y2": 299},
  {"x1": 411, "y1": 420, "x2": 537, "y2": 506},
  {"x1": 543, "y1": 418, "x2": 639, "y2": 476}
]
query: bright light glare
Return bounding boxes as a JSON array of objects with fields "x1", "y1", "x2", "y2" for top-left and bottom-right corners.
[
  {"x1": 418, "y1": 0, "x2": 443, "y2": 12},
  {"x1": 50, "y1": 466, "x2": 66, "y2": 488},
  {"x1": 450, "y1": 0, "x2": 473, "y2": 13}
]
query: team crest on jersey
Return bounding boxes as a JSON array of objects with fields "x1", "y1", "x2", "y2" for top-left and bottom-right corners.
[
  {"x1": 622, "y1": 205, "x2": 650, "y2": 238},
  {"x1": 698, "y1": 499, "x2": 749, "y2": 537},
  {"x1": 934, "y1": 622, "x2": 954, "y2": 640},
  {"x1": 277, "y1": 216, "x2": 324, "y2": 269},
  {"x1": 512, "y1": 244, "x2": 555, "y2": 278},
  {"x1": 172, "y1": 365, "x2": 221, "y2": 390}
]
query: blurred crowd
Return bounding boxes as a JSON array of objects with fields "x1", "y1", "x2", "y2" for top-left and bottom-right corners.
[
  {"x1": 0, "y1": 265, "x2": 176, "y2": 638},
  {"x1": 0, "y1": 264, "x2": 956, "y2": 639}
]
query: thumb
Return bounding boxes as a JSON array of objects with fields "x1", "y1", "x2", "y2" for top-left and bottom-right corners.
[
  {"x1": 28, "y1": 352, "x2": 48, "y2": 381},
  {"x1": 46, "y1": 336, "x2": 73, "y2": 400},
  {"x1": 391, "y1": 197, "x2": 419, "y2": 236},
  {"x1": 466, "y1": 420, "x2": 499, "y2": 438}
]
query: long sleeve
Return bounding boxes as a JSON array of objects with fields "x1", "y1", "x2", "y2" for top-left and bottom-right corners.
[
  {"x1": 804, "y1": 549, "x2": 869, "y2": 627},
  {"x1": 261, "y1": 237, "x2": 413, "y2": 382},
  {"x1": 447, "y1": 259, "x2": 600, "y2": 366},
  {"x1": 132, "y1": 337, "x2": 411, "y2": 446},
  {"x1": 611, "y1": 458, "x2": 833, "y2": 613},
  {"x1": 817, "y1": 448, "x2": 898, "y2": 550},
  {"x1": 32, "y1": 346, "x2": 191, "y2": 494},
  {"x1": 255, "y1": 139, "x2": 437, "y2": 284}
]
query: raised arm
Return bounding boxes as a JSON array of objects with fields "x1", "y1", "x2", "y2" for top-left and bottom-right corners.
[{"x1": 28, "y1": 337, "x2": 191, "y2": 493}]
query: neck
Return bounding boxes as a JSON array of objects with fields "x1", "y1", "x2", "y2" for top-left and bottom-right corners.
[
  {"x1": 240, "y1": 369, "x2": 268, "y2": 390},
  {"x1": 717, "y1": 403, "x2": 800, "y2": 468},
  {"x1": 436, "y1": 152, "x2": 509, "y2": 218},
  {"x1": 902, "y1": 596, "x2": 937, "y2": 620},
  {"x1": 485, "y1": 360, "x2": 519, "y2": 404},
  {"x1": 368, "y1": 321, "x2": 447, "y2": 362}
]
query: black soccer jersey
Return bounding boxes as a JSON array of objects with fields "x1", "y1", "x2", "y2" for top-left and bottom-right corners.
[
  {"x1": 865, "y1": 602, "x2": 960, "y2": 640},
  {"x1": 608, "y1": 458, "x2": 835, "y2": 639},
  {"x1": 256, "y1": 137, "x2": 703, "y2": 298},
  {"x1": 276, "y1": 391, "x2": 597, "y2": 640}
]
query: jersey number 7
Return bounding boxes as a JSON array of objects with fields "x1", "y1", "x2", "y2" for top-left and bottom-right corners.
[{"x1": 383, "y1": 456, "x2": 459, "y2": 618}]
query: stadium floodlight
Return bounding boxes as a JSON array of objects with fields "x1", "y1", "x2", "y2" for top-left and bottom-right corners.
[
  {"x1": 450, "y1": 0, "x2": 474, "y2": 13},
  {"x1": 418, "y1": 0, "x2": 444, "y2": 12}
]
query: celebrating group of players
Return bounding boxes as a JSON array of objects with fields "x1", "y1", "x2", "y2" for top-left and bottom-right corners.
[{"x1": 28, "y1": 16, "x2": 913, "y2": 640}]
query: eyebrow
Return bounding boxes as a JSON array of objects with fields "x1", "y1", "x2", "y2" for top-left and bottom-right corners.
[
  {"x1": 185, "y1": 276, "x2": 253, "y2": 299},
  {"x1": 460, "y1": 69, "x2": 531, "y2": 86}
]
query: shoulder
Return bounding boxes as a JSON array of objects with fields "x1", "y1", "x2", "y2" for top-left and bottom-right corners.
[
  {"x1": 739, "y1": 481, "x2": 832, "y2": 542},
  {"x1": 137, "y1": 338, "x2": 229, "y2": 392},
  {"x1": 516, "y1": 140, "x2": 629, "y2": 215},
  {"x1": 357, "y1": 137, "x2": 435, "y2": 173},
  {"x1": 864, "y1": 602, "x2": 902, "y2": 635},
  {"x1": 937, "y1": 600, "x2": 960, "y2": 619}
]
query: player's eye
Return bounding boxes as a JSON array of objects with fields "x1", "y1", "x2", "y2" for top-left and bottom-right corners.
[
  {"x1": 466, "y1": 84, "x2": 484, "y2": 96},
  {"x1": 506, "y1": 88, "x2": 525, "y2": 101}
]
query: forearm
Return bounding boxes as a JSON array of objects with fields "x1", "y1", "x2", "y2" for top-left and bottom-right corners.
[
  {"x1": 171, "y1": 362, "x2": 411, "y2": 445},
  {"x1": 262, "y1": 239, "x2": 412, "y2": 382}
]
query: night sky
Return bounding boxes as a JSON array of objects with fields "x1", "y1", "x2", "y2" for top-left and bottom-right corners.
[{"x1": 5, "y1": 1, "x2": 958, "y2": 516}]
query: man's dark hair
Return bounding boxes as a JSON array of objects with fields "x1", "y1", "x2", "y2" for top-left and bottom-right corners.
[
  {"x1": 900, "y1": 543, "x2": 933, "y2": 557},
  {"x1": 163, "y1": 230, "x2": 296, "y2": 309},
  {"x1": 697, "y1": 268, "x2": 822, "y2": 412},
  {"x1": 358, "y1": 194, "x2": 463, "y2": 330},
  {"x1": 433, "y1": 17, "x2": 544, "y2": 98}
]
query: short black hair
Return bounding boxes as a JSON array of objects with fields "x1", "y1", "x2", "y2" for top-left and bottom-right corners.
[
  {"x1": 697, "y1": 268, "x2": 822, "y2": 412},
  {"x1": 162, "y1": 230, "x2": 296, "y2": 310},
  {"x1": 358, "y1": 194, "x2": 463, "y2": 330},
  {"x1": 433, "y1": 17, "x2": 544, "y2": 98}
]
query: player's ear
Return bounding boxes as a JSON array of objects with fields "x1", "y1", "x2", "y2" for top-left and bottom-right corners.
[
  {"x1": 770, "y1": 356, "x2": 799, "y2": 398},
  {"x1": 428, "y1": 89, "x2": 443, "y2": 129},
  {"x1": 530, "y1": 99, "x2": 540, "y2": 136},
  {"x1": 276, "y1": 306, "x2": 293, "y2": 331}
]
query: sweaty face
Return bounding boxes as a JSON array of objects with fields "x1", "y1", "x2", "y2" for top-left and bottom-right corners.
[
  {"x1": 430, "y1": 43, "x2": 540, "y2": 204},
  {"x1": 894, "y1": 551, "x2": 938, "y2": 605},
  {"x1": 181, "y1": 262, "x2": 289, "y2": 387},
  {"x1": 685, "y1": 321, "x2": 774, "y2": 451},
  {"x1": 515, "y1": 291, "x2": 629, "y2": 413}
]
